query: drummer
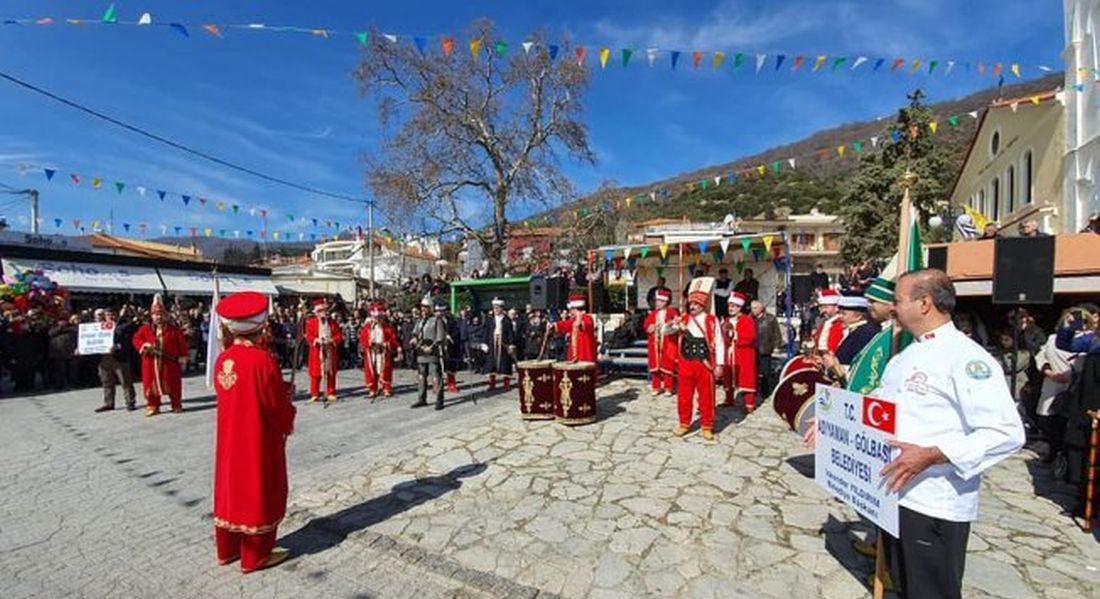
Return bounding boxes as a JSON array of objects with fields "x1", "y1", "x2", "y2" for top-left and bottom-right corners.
[
  {"x1": 644, "y1": 288, "x2": 679, "y2": 396},
  {"x1": 552, "y1": 294, "x2": 598, "y2": 364}
]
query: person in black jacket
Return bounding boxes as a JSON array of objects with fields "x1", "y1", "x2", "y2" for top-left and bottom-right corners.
[
  {"x1": 467, "y1": 314, "x2": 487, "y2": 374},
  {"x1": 485, "y1": 299, "x2": 516, "y2": 389},
  {"x1": 47, "y1": 315, "x2": 79, "y2": 390},
  {"x1": 524, "y1": 311, "x2": 548, "y2": 360}
]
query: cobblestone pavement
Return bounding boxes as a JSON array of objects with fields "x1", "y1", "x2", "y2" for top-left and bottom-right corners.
[{"x1": 3, "y1": 371, "x2": 1099, "y2": 598}]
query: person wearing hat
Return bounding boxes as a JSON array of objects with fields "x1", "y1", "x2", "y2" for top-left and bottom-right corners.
[
  {"x1": 864, "y1": 276, "x2": 896, "y2": 327},
  {"x1": 812, "y1": 288, "x2": 847, "y2": 354},
  {"x1": 485, "y1": 298, "x2": 516, "y2": 390},
  {"x1": 411, "y1": 300, "x2": 450, "y2": 410},
  {"x1": 644, "y1": 288, "x2": 679, "y2": 396},
  {"x1": 304, "y1": 299, "x2": 342, "y2": 402},
  {"x1": 358, "y1": 303, "x2": 401, "y2": 399},
  {"x1": 211, "y1": 291, "x2": 296, "y2": 573},
  {"x1": 721, "y1": 291, "x2": 757, "y2": 413},
  {"x1": 552, "y1": 294, "x2": 597, "y2": 364},
  {"x1": 132, "y1": 294, "x2": 188, "y2": 416},
  {"x1": 713, "y1": 268, "x2": 732, "y2": 319},
  {"x1": 670, "y1": 277, "x2": 726, "y2": 440},
  {"x1": 821, "y1": 294, "x2": 881, "y2": 382}
]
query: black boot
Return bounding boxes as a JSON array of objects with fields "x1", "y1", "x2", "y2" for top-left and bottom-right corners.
[
  {"x1": 435, "y1": 401, "x2": 444, "y2": 411},
  {"x1": 411, "y1": 400, "x2": 428, "y2": 408}
]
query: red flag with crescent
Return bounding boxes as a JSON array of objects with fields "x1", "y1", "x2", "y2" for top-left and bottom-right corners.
[{"x1": 862, "y1": 396, "x2": 896, "y2": 435}]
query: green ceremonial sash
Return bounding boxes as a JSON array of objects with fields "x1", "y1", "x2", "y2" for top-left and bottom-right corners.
[{"x1": 846, "y1": 324, "x2": 894, "y2": 395}]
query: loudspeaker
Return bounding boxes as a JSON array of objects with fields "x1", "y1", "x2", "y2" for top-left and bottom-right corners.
[
  {"x1": 529, "y1": 275, "x2": 548, "y2": 310},
  {"x1": 927, "y1": 246, "x2": 948, "y2": 271},
  {"x1": 790, "y1": 274, "x2": 813, "y2": 305},
  {"x1": 992, "y1": 236, "x2": 1055, "y2": 304},
  {"x1": 590, "y1": 280, "x2": 608, "y2": 313}
]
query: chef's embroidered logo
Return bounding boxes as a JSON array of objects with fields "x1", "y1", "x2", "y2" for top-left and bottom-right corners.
[
  {"x1": 217, "y1": 360, "x2": 238, "y2": 390},
  {"x1": 904, "y1": 371, "x2": 929, "y2": 394},
  {"x1": 965, "y1": 360, "x2": 992, "y2": 380}
]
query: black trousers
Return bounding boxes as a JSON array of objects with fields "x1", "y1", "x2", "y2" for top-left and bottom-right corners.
[
  {"x1": 417, "y1": 361, "x2": 444, "y2": 406},
  {"x1": 887, "y1": 507, "x2": 970, "y2": 599}
]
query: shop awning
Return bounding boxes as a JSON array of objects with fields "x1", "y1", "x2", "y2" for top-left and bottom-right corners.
[
  {"x1": 157, "y1": 268, "x2": 278, "y2": 296},
  {"x1": 2, "y1": 257, "x2": 165, "y2": 294}
]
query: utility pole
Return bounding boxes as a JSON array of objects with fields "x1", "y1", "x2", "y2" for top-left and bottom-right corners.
[
  {"x1": 29, "y1": 189, "x2": 38, "y2": 234},
  {"x1": 367, "y1": 199, "x2": 375, "y2": 299}
]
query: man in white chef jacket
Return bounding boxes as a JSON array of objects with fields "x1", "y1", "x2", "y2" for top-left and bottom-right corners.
[{"x1": 876, "y1": 268, "x2": 1024, "y2": 599}]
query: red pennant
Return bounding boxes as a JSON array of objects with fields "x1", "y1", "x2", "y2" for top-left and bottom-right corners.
[
  {"x1": 992, "y1": 63, "x2": 1003, "y2": 77},
  {"x1": 198, "y1": 197, "x2": 207, "y2": 207},
  {"x1": 575, "y1": 46, "x2": 586, "y2": 66},
  {"x1": 70, "y1": 173, "x2": 80, "y2": 185},
  {"x1": 202, "y1": 24, "x2": 222, "y2": 38},
  {"x1": 189, "y1": 227, "x2": 197, "y2": 237},
  {"x1": 691, "y1": 51, "x2": 703, "y2": 69},
  {"x1": 792, "y1": 55, "x2": 806, "y2": 71},
  {"x1": 441, "y1": 37, "x2": 454, "y2": 57},
  {"x1": 977, "y1": 62, "x2": 985, "y2": 76},
  {"x1": 72, "y1": 219, "x2": 81, "y2": 230},
  {"x1": 890, "y1": 58, "x2": 905, "y2": 72}
]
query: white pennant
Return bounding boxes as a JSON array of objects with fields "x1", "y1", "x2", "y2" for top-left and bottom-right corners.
[
  {"x1": 249, "y1": 208, "x2": 256, "y2": 216},
  {"x1": 870, "y1": 136, "x2": 879, "y2": 147},
  {"x1": 720, "y1": 238, "x2": 731, "y2": 254},
  {"x1": 788, "y1": 158, "x2": 797, "y2": 169},
  {"x1": 299, "y1": 233, "x2": 305, "y2": 241},
  {"x1": 138, "y1": 13, "x2": 153, "y2": 25},
  {"x1": 1010, "y1": 102, "x2": 1019, "y2": 113},
  {"x1": 234, "y1": 230, "x2": 240, "y2": 238},
  {"x1": 968, "y1": 110, "x2": 979, "y2": 119},
  {"x1": 714, "y1": 176, "x2": 722, "y2": 186},
  {"x1": 136, "y1": 186, "x2": 146, "y2": 197},
  {"x1": 945, "y1": 60, "x2": 956, "y2": 76},
  {"x1": 850, "y1": 56, "x2": 868, "y2": 70},
  {"x1": 383, "y1": 33, "x2": 397, "y2": 44},
  {"x1": 522, "y1": 41, "x2": 534, "y2": 54},
  {"x1": 623, "y1": 247, "x2": 632, "y2": 260},
  {"x1": 646, "y1": 48, "x2": 658, "y2": 67},
  {"x1": 160, "y1": 225, "x2": 168, "y2": 235},
  {"x1": 649, "y1": 191, "x2": 656, "y2": 202},
  {"x1": 755, "y1": 54, "x2": 767, "y2": 73},
  {"x1": 247, "y1": 23, "x2": 265, "y2": 29}
]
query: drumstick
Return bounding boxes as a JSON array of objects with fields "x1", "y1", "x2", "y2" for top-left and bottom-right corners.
[{"x1": 538, "y1": 326, "x2": 551, "y2": 360}]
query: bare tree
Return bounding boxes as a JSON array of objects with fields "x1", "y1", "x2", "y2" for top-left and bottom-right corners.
[{"x1": 354, "y1": 20, "x2": 595, "y2": 276}]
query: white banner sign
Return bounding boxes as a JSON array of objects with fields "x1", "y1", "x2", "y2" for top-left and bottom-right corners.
[
  {"x1": 78, "y1": 322, "x2": 116, "y2": 355},
  {"x1": 814, "y1": 385, "x2": 899, "y2": 537}
]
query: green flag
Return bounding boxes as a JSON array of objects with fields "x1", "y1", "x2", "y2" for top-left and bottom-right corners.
[
  {"x1": 102, "y1": 3, "x2": 118, "y2": 24},
  {"x1": 622, "y1": 48, "x2": 633, "y2": 67},
  {"x1": 846, "y1": 325, "x2": 894, "y2": 394},
  {"x1": 355, "y1": 32, "x2": 368, "y2": 46}
]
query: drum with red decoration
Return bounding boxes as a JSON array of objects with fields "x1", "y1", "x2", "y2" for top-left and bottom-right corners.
[
  {"x1": 517, "y1": 359, "x2": 555, "y2": 420},
  {"x1": 778, "y1": 355, "x2": 817, "y2": 381},
  {"x1": 552, "y1": 361, "x2": 597, "y2": 425},
  {"x1": 771, "y1": 367, "x2": 833, "y2": 435}
]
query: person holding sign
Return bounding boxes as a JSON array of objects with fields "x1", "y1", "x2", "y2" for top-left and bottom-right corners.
[
  {"x1": 876, "y1": 269, "x2": 1024, "y2": 599},
  {"x1": 133, "y1": 296, "x2": 188, "y2": 416}
]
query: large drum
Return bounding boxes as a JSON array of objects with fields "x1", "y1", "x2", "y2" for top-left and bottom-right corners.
[
  {"x1": 771, "y1": 367, "x2": 832, "y2": 435},
  {"x1": 516, "y1": 360, "x2": 555, "y2": 420},
  {"x1": 778, "y1": 355, "x2": 817, "y2": 381},
  {"x1": 552, "y1": 361, "x2": 598, "y2": 425}
]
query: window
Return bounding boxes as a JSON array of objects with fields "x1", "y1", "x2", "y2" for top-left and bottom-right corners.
[
  {"x1": 991, "y1": 177, "x2": 1000, "y2": 220},
  {"x1": 1007, "y1": 166, "x2": 1016, "y2": 215},
  {"x1": 991, "y1": 130, "x2": 1001, "y2": 156},
  {"x1": 978, "y1": 189, "x2": 986, "y2": 215},
  {"x1": 1023, "y1": 151, "x2": 1034, "y2": 204}
]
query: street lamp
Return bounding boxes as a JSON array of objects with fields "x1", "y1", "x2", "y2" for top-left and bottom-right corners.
[{"x1": 927, "y1": 202, "x2": 958, "y2": 243}]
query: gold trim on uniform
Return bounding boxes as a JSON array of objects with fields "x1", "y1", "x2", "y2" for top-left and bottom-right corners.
[
  {"x1": 213, "y1": 517, "x2": 281, "y2": 535},
  {"x1": 217, "y1": 359, "x2": 238, "y2": 390}
]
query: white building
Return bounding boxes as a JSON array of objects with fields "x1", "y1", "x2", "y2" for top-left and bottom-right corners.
[
  {"x1": 310, "y1": 237, "x2": 440, "y2": 285},
  {"x1": 1064, "y1": 0, "x2": 1100, "y2": 231}
]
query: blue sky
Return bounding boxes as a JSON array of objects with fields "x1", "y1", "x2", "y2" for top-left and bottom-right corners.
[{"x1": 0, "y1": 0, "x2": 1065, "y2": 239}]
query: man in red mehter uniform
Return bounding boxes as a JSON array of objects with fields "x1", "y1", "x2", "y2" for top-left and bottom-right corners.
[
  {"x1": 553, "y1": 293, "x2": 598, "y2": 363},
  {"x1": 133, "y1": 294, "x2": 188, "y2": 416},
  {"x1": 813, "y1": 288, "x2": 846, "y2": 354},
  {"x1": 304, "y1": 299, "x2": 341, "y2": 402},
  {"x1": 721, "y1": 291, "x2": 758, "y2": 412},
  {"x1": 644, "y1": 288, "x2": 679, "y2": 396},
  {"x1": 359, "y1": 302, "x2": 401, "y2": 399},
  {"x1": 672, "y1": 277, "x2": 725, "y2": 441},
  {"x1": 212, "y1": 291, "x2": 296, "y2": 573}
]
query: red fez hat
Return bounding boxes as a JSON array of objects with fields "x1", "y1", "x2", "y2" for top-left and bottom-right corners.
[
  {"x1": 567, "y1": 294, "x2": 586, "y2": 309},
  {"x1": 216, "y1": 291, "x2": 269, "y2": 335}
]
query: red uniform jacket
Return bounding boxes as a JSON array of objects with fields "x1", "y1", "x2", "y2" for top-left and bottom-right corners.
[
  {"x1": 358, "y1": 319, "x2": 399, "y2": 383},
  {"x1": 554, "y1": 313, "x2": 597, "y2": 363},
  {"x1": 304, "y1": 316, "x2": 342, "y2": 377},
  {"x1": 725, "y1": 313, "x2": 757, "y2": 392},
  {"x1": 132, "y1": 322, "x2": 188, "y2": 396},
  {"x1": 212, "y1": 341, "x2": 296, "y2": 534},
  {"x1": 814, "y1": 315, "x2": 847, "y2": 353},
  {"x1": 644, "y1": 307, "x2": 680, "y2": 374},
  {"x1": 678, "y1": 312, "x2": 726, "y2": 370}
]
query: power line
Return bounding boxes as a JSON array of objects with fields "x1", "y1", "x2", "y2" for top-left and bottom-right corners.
[{"x1": 0, "y1": 69, "x2": 367, "y2": 204}]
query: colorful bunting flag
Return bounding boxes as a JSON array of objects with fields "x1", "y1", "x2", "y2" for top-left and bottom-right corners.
[
  {"x1": 671, "y1": 50, "x2": 681, "y2": 70},
  {"x1": 775, "y1": 54, "x2": 786, "y2": 71},
  {"x1": 44, "y1": 168, "x2": 55, "y2": 180},
  {"x1": 812, "y1": 55, "x2": 827, "y2": 72},
  {"x1": 92, "y1": 177, "x2": 102, "y2": 189},
  {"x1": 575, "y1": 46, "x2": 586, "y2": 66},
  {"x1": 102, "y1": 4, "x2": 118, "y2": 24},
  {"x1": 622, "y1": 48, "x2": 633, "y2": 67},
  {"x1": 469, "y1": 38, "x2": 482, "y2": 59},
  {"x1": 599, "y1": 47, "x2": 610, "y2": 69},
  {"x1": 202, "y1": 24, "x2": 222, "y2": 38},
  {"x1": 691, "y1": 51, "x2": 703, "y2": 70},
  {"x1": 646, "y1": 47, "x2": 658, "y2": 67},
  {"x1": 762, "y1": 235, "x2": 774, "y2": 253},
  {"x1": 659, "y1": 244, "x2": 669, "y2": 260},
  {"x1": 115, "y1": 182, "x2": 125, "y2": 194}
]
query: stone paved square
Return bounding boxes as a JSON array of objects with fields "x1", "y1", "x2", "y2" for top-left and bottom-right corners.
[{"x1": 2, "y1": 371, "x2": 1098, "y2": 598}]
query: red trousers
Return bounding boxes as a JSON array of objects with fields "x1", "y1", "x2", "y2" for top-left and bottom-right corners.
[
  {"x1": 364, "y1": 361, "x2": 392, "y2": 395},
  {"x1": 215, "y1": 527, "x2": 276, "y2": 572},
  {"x1": 721, "y1": 369, "x2": 757, "y2": 409},
  {"x1": 651, "y1": 372, "x2": 674, "y2": 392},
  {"x1": 677, "y1": 359, "x2": 715, "y2": 430},
  {"x1": 309, "y1": 373, "x2": 336, "y2": 398}
]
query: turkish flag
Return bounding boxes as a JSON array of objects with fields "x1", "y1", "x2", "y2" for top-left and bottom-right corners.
[{"x1": 862, "y1": 396, "x2": 896, "y2": 435}]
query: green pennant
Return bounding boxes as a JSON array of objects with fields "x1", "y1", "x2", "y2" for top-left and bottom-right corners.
[
  {"x1": 622, "y1": 48, "x2": 633, "y2": 67},
  {"x1": 948, "y1": 115, "x2": 959, "y2": 127},
  {"x1": 733, "y1": 53, "x2": 744, "y2": 70},
  {"x1": 639, "y1": 246, "x2": 650, "y2": 259},
  {"x1": 740, "y1": 238, "x2": 752, "y2": 253},
  {"x1": 114, "y1": 182, "x2": 125, "y2": 194},
  {"x1": 831, "y1": 56, "x2": 847, "y2": 70},
  {"x1": 853, "y1": 141, "x2": 863, "y2": 153},
  {"x1": 219, "y1": 229, "x2": 226, "y2": 237},
  {"x1": 232, "y1": 204, "x2": 239, "y2": 214},
  {"x1": 355, "y1": 32, "x2": 369, "y2": 46},
  {"x1": 771, "y1": 160, "x2": 781, "y2": 173},
  {"x1": 102, "y1": 3, "x2": 118, "y2": 24},
  {"x1": 494, "y1": 41, "x2": 507, "y2": 57},
  {"x1": 699, "y1": 179, "x2": 709, "y2": 190},
  {"x1": 928, "y1": 60, "x2": 939, "y2": 75},
  {"x1": 287, "y1": 214, "x2": 295, "y2": 222}
]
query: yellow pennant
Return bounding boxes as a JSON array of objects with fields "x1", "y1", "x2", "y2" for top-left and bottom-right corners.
[
  {"x1": 1010, "y1": 63, "x2": 1020, "y2": 78},
  {"x1": 837, "y1": 145, "x2": 846, "y2": 157},
  {"x1": 469, "y1": 38, "x2": 482, "y2": 60},
  {"x1": 659, "y1": 244, "x2": 669, "y2": 259},
  {"x1": 812, "y1": 55, "x2": 827, "y2": 72},
  {"x1": 1030, "y1": 96, "x2": 1041, "y2": 105},
  {"x1": 910, "y1": 59, "x2": 923, "y2": 73},
  {"x1": 204, "y1": 228, "x2": 212, "y2": 237},
  {"x1": 929, "y1": 121, "x2": 938, "y2": 135},
  {"x1": 712, "y1": 51, "x2": 725, "y2": 69},
  {"x1": 92, "y1": 177, "x2": 102, "y2": 189},
  {"x1": 756, "y1": 165, "x2": 766, "y2": 176},
  {"x1": 762, "y1": 235, "x2": 774, "y2": 253},
  {"x1": 216, "y1": 201, "x2": 226, "y2": 211},
  {"x1": 91, "y1": 219, "x2": 100, "y2": 230},
  {"x1": 271, "y1": 231, "x2": 279, "y2": 240},
  {"x1": 624, "y1": 196, "x2": 633, "y2": 208},
  {"x1": 599, "y1": 47, "x2": 610, "y2": 69}
]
